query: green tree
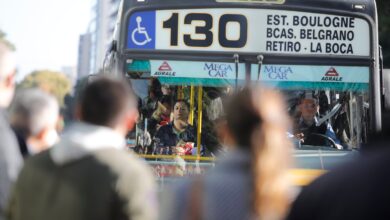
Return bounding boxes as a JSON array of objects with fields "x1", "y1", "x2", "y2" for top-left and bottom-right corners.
[
  {"x1": 0, "y1": 29, "x2": 15, "y2": 50},
  {"x1": 18, "y1": 70, "x2": 71, "y2": 107}
]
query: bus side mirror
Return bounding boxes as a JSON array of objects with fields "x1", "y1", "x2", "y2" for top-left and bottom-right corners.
[
  {"x1": 108, "y1": 40, "x2": 117, "y2": 53},
  {"x1": 103, "y1": 41, "x2": 118, "y2": 75}
]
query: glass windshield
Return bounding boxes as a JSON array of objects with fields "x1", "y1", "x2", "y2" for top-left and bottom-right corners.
[
  {"x1": 256, "y1": 64, "x2": 370, "y2": 149},
  {"x1": 286, "y1": 90, "x2": 368, "y2": 149},
  {"x1": 126, "y1": 60, "x2": 369, "y2": 155}
]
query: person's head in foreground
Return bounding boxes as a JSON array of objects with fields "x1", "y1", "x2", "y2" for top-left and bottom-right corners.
[
  {"x1": 224, "y1": 86, "x2": 293, "y2": 220},
  {"x1": 9, "y1": 89, "x2": 59, "y2": 155},
  {"x1": 76, "y1": 76, "x2": 138, "y2": 134},
  {"x1": 0, "y1": 40, "x2": 16, "y2": 108}
]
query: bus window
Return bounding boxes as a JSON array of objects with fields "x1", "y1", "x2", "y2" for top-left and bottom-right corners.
[
  {"x1": 287, "y1": 90, "x2": 368, "y2": 150},
  {"x1": 128, "y1": 76, "x2": 227, "y2": 157},
  {"x1": 247, "y1": 63, "x2": 370, "y2": 151},
  {"x1": 127, "y1": 59, "x2": 369, "y2": 155}
]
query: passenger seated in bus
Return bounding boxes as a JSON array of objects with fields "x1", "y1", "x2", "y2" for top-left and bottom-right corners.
[
  {"x1": 141, "y1": 78, "x2": 162, "y2": 118},
  {"x1": 154, "y1": 99, "x2": 196, "y2": 155},
  {"x1": 202, "y1": 87, "x2": 228, "y2": 154},
  {"x1": 147, "y1": 95, "x2": 173, "y2": 136},
  {"x1": 293, "y1": 92, "x2": 342, "y2": 148},
  {"x1": 161, "y1": 84, "x2": 173, "y2": 96}
]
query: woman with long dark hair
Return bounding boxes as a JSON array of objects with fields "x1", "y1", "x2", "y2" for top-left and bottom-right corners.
[{"x1": 162, "y1": 86, "x2": 293, "y2": 220}]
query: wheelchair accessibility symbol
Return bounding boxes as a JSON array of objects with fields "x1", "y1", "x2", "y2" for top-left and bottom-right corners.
[
  {"x1": 127, "y1": 11, "x2": 155, "y2": 49},
  {"x1": 131, "y1": 16, "x2": 152, "y2": 46}
]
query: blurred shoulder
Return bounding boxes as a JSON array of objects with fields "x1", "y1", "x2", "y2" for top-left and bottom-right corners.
[{"x1": 93, "y1": 148, "x2": 154, "y2": 180}]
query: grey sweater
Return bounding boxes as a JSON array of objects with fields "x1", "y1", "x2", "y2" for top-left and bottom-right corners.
[
  {"x1": 162, "y1": 150, "x2": 254, "y2": 220},
  {"x1": 7, "y1": 122, "x2": 157, "y2": 220},
  {"x1": 0, "y1": 109, "x2": 22, "y2": 220}
]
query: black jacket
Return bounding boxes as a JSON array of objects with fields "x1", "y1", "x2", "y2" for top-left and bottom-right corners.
[
  {"x1": 287, "y1": 139, "x2": 390, "y2": 220},
  {"x1": 154, "y1": 122, "x2": 196, "y2": 154}
]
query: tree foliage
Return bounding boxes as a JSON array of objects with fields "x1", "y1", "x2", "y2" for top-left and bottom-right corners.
[
  {"x1": 0, "y1": 29, "x2": 15, "y2": 51},
  {"x1": 17, "y1": 70, "x2": 71, "y2": 107}
]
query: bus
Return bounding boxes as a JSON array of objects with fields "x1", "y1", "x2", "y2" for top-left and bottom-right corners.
[{"x1": 104, "y1": 0, "x2": 384, "y2": 186}]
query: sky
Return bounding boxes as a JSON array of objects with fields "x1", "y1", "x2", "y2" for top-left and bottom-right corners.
[{"x1": 0, "y1": 0, "x2": 92, "y2": 81}]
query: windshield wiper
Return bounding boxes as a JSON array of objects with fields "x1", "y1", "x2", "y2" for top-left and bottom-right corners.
[
  {"x1": 256, "y1": 54, "x2": 264, "y2": 81},
  {"x1": 316, "y1": 103, "x2": 342, "y2": 126},
  {"x1": 316, "y1": 94, "x2": 348, "y2": 126},
  {"x1": 234, "y1": 54, "x2": 239, "y2": 88}
]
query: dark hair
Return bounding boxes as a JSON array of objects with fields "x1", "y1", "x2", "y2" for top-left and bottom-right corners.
[
  {"x1": 225, "y1": 86, "x2": 292, "y2": 220},
  {"x1": 79, "y1": 76, "x2": 136, "y2": 127},
  {"x1": 160, "y1": 95, "x2": 174, "y2": 107},
  {"x1": 149, "y1": 78, "x2": 163, "y2": 98},
  {"x1": 225, "y1": 88, "x2": 260, "y2": 149},
  {"x1": 298, "y1": 91, "x2": 319, "y2": 105},
  {"x1": 174, "y1": 99, "x2": 190, "y2": 110}
]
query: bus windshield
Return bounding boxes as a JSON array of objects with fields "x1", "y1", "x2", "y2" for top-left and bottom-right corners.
[
  {"x1": 105, "y1": 0, "x2": 379, "y2": 183},
  {"x1": 127, "y1": 60, "x2": 369, "y2": 154}
]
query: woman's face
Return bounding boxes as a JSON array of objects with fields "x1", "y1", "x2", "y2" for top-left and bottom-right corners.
[
  {"x1": 173, "y1": 101, "x2": 189, "y2": 121},
  {"x1": 162, "y1": 86, "x2": 171, "y2": 95}
]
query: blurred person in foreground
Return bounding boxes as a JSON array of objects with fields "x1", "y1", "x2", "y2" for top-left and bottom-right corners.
[
  {"x1": 7, "y1": 76, "x2": 157, "y2": 220},
  {"x1": 9, "y1": 89, "x2": 59, "y2": 158},
  {"x1": 287, "y1": 118, "x2": 390, "y2": 220},
  {"x1": 0, "y1": 40, "x2": 23, "y2": 220},
  {"x1": 162, "y1": 86, "x2": 293, "y2": 220}
]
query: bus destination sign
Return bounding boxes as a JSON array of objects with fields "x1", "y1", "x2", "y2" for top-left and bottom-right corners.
[{"x1": 127, "y1": 9, "x2": 370, "y2": 56}]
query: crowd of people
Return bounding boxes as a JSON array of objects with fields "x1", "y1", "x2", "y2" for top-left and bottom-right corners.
[
  {"x1": 0, "y1": 41, "x2": 156, "y2": 220},
  {"x1": 1, "y1": 37, "x2": 390, "y2": 220}
]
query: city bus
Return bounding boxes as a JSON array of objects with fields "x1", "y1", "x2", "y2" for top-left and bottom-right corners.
[{"x1": 104, "y1": 0, "x2": 384, "y2": 186}]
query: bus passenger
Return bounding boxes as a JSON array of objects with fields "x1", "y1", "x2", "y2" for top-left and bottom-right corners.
[
  {"x1": 161, "y1": 85, "x2": 173, "y2": 96},
  {"x1": 141, "y1": 79, "x2": 162, "y2": 118},
  {"x1": 294, "y1": 92, "x2": 342, "y2": 148},
  {"x1": 154, "y1": 99, "x2": 195, "y2": 155},
  {"x1": 148, "y1": 95, "x2": 173, "y2": 136},
  {"x1": 161, "y1": 87, "x2": 293, "y2": 220}
]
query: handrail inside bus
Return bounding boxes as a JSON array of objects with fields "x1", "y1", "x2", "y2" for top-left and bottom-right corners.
[{"x1": 138, "y1": 154, "x2": 215, "y2": 161}]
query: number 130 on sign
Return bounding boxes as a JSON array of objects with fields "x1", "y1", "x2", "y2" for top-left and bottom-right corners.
[{"x1": 161, "y1": 12, "x2": 248, "y2": 48}]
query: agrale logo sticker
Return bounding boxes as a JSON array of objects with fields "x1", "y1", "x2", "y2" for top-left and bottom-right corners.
[
  {"x1": 154, "y1": 61, "x2": 176, "y2": 76},
  {"x1": 322, "y1": 67, "x2": 342, "y2": 82}
]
